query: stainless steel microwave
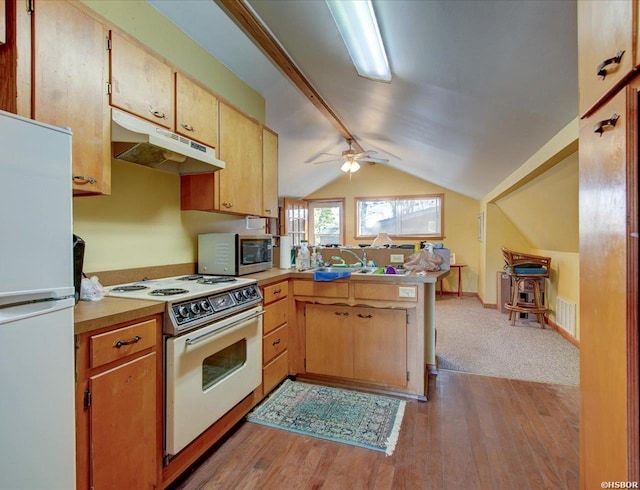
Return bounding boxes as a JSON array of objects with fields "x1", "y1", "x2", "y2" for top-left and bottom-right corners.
[{"x1": 198, "y1": 233, "x2": 273, "y2": 276}]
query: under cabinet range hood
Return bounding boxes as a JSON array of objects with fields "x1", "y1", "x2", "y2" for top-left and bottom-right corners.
[{"x1": 111, "y1": 108, "x2": 225, "y2": 175}]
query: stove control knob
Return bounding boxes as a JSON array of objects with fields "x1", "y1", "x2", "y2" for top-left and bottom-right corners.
[
  {"x1": 178, "y1": 305, "x2": 189, "y2": 318},
  {"x1": 243, "y1": 289, "x2": 251, "y2": 298},
  {"x1": 234, "y1": 291, "x2": 244, "y2": 301},
  {"x1": 200, "y1": 300, "x2": 211, "y2": 311},
  {"x1": 190, "y1": 303, "x2": 200, "y2": 314}
]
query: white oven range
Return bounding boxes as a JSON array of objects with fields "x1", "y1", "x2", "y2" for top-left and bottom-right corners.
[{"x1": 106, "y1": 274, "x2": 263, "y2": 461}]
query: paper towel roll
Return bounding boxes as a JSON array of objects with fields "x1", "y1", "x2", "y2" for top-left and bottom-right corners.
[{"x1": 279, "y1": 236, "x2": 292, "y2": 269}]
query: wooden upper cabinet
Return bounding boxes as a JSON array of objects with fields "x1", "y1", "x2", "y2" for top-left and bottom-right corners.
[
  {"x1": 262, "y1": 127, "x2": 278, "y2": 218},
  {"x1": 217, "y1": 102, "x2": 263, "y2": 215},
  {"x1": 109, "y1": 30, "x2": 174, "y2": 129},
  {"x1": 175, "y1": 72, "x2": 218, "y2": 148},
  {"x1": 578, "y1": 0, "x2": 639, "y2": 116},
  {"x1": 32, "y1": 0, "x2": 110, "y2": 195}
]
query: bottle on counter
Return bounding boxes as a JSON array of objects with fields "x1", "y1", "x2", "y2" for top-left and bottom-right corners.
[
  {"x1": 297, "y1": 240, "x2": 311, "y2": 270},
  {"x1": 310, "y1": 246, "x2": 318, "y2": 268}
]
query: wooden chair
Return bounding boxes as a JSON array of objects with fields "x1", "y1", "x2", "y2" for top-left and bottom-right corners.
[{"x1": 501, "y1": 247, "x2": 551, "y2": 327}]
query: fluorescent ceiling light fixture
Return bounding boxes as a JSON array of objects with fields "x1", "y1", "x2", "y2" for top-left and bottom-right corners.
[{"x1": 327, "y1": 0, "x2": 391, "y2": 82}]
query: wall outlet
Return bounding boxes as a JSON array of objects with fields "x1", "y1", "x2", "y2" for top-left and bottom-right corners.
[
  {"x1": 390, "y1": 254, "x2": 404, "y2": 263},
  {"x1": 398, "y1": 286, "x2": 417, "y2": 298}
]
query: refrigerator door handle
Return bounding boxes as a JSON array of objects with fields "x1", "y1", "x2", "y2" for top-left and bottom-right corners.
[{"x1": 0, "y1": 292, "x2": 74, "y2": 326}]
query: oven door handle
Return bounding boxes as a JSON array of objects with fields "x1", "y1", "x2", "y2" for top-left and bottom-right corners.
[{"x1": 184, "y1": 310, "x2": 264, "y2": 346}]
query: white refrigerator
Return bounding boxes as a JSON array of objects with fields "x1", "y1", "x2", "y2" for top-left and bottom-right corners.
[{"x1": 0, "y1": 110, "x2": 76, "y2": 489}]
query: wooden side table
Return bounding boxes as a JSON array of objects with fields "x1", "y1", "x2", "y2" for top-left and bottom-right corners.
[{"x1": 438, "y1": 264, "x2": 466, "y2": 297}]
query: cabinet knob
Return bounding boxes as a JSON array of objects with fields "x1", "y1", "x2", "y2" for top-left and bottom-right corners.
[
  {"x1": 334, "y1": 311, "x2": 349, "y2": 316},
  {"x1": 273, "y1": 288, "x2": 282, "y2": 295},
  {"x1": 180, "y1": 123, "x2": 195, "y2": 132},
  {"x1": 593, "y1": 113, "x2": 619, "y2": 136},
  {"x1": 265, "y1": 209, "x2": 272, "y2": 214},
  {"x1": 596, "y1": 50, "x2": 624, "y2": 80},
  {"x1": 272, "y1": 338, "x2": 281, "y2": 346},
  {"x1": 357, "y1": 313, "x2": 373, "y2": 319},
  {"x1": 73, "y1": 175, "x2": 97, "y2": 185},
  {"x1": 222, "y1": 202, "x2": 233, "y2": 208}
]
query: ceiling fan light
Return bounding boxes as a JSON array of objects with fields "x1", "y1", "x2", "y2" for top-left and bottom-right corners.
[
  {"x1": 326, "y1": 0, "x2": 391, "y2": 83},
  {"x1": 350, "y1": 161, "x2": 360, "y2": 172},
  {"x1": 341, "y1": 161, "x2": 352, "y2": 172}
]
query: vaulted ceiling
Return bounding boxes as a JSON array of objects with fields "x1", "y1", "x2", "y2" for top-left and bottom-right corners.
[{"x1": 148, "y1": 0, "x2": 577, "y2": 200}]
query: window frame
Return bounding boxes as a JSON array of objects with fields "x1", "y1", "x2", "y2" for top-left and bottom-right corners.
[
  {"x1": 307, "y1": 198, "x2": 345, "y2": 246},
  {"x1": 354, "y1": 193, "x2": 445, "y2": 240}
]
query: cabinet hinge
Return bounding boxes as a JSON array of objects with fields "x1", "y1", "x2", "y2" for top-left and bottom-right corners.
[
  {"x1": 106, "y1": 37, "x2": 112, "y2": 51},
  {"x1": 304, "y1": 358, "x2": 306, "y2": 369},
  {"x1": 84, "y1": 390, "x2": 91, "y2": 410},
  {"x1": 406, "y1": 371, "x2": 410, "y2": 381},
  {"x1": 106, "y1": 82, "x2": 112, "y2": 95},
  {"x1": 25, "y1": 0, "x2": 34, "y2": 14}
]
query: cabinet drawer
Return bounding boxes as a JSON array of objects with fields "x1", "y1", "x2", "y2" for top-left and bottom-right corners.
[
  {"x1": 263, "y1": 298, "x2": 288, "y2": 335},
  {"x1": 293, "y1": 280, "x2": 349, "y2": 298},
  {"x1": 263, "y1": 351, "x2": 288, "y2": 395},
  {"x1": 354, "y1": 283, "x2": 418, "y2": 302},
  {"x1": 90, "y1": 319, "x2": 157, "y2": 369},
  {"x1": 263, "y1": 324, "x2": 288, "y2": 365},
  {"x1": 263, "y1": 281, "x2": 288, "y2": 306}
]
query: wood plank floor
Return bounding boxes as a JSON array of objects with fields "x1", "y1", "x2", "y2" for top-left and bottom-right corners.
[{"x1": 170, "y1": 370, "x2": 579, "y2": 490}]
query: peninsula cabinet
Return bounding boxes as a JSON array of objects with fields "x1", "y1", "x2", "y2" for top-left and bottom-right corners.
[
  {"x1": 262, "y1": 126, "x2": 279, "y2": 218},
  {"x1": 175, "y1": 72, "x2": 218, "y2": 148},
  {"x1": 109, "y1": 29, "x2": 174, "y2": 129},
  {"x1": 0, "y1": 0, "x2": 111, "y2": 195},
  {"x1": 305, "y1": 304, "x2": 408, "y2": 387},
  {"x1": 578, "y1": 0, "x2": 640, "y2": 116},
  {"x1": 75, "y1": 315, "x2": 162, "y2": 490}
]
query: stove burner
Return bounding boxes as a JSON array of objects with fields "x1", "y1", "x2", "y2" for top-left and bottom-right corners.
[
  {"x1": 111, "y1": 284, "x2": 149, "y2": 292},
  {"x1": 149, "y1": 288, "x2": 189, "y2": 296},
  {"x1": 197, "y1": 276, "x2": 236, "y2": 285},
  {"x1": 176, "y1": 275, "x2": 205, "y2": 281}
]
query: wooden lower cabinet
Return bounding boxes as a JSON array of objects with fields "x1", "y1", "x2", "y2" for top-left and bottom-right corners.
[
  {"x1": 305, "y1": 304, "x2": 407, "y2": 387},
  {"x1": 261, "y1": 280, "x2": 290, "y2": 395},
  {"x1": 75, "y1": 315, "x2": 162, "y2": 490}
]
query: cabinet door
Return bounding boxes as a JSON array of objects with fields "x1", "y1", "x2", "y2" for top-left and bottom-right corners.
[
  {"x1": 33, "y1": 0, "x2": 110, "y2": 195},
  {"x1": 305, "y1": 304, "x2": 353, "y2": 378},
  {"x1": 262, "y1": 127, "x2": 278, "y2": 218},
  {"x1": 352, "y1": 307, "x2": 407, "y2": 386},
  {"x1": 579, "y1": 87, "x2": 638, "y2": 485},
  {"x1": 218, "y1": 102, "x2": 262, "y2": 215},
  {"x1": 89, "y1": 352, "x2": 157, "y2": 489},
  {"x1": 578, "y1": 0, "x2": 637, "y2": 115},
  {"x1": 175, "y1": 72, "x2": 218, "y2": 148},
  {"x1": 110, "y1": 30, "x2": 173, "y2": 128}
]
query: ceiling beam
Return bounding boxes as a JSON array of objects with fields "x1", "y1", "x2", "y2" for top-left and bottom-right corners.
[{"x1": 215, "y1": 0, "x2": 363, "y2": 153}]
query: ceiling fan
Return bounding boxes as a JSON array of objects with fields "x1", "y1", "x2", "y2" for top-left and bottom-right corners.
[{"x1": 310, "y1": 140, "x2": 389, "y2": 174}]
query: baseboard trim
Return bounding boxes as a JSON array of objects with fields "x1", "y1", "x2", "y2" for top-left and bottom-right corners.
[{"x1": 545, "y1": 317, "x2": 580, "y2": 348}]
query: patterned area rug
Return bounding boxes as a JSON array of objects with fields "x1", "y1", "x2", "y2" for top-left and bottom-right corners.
[{"x1": 246, "y1": 380, "x2": 406, "y2": 456}]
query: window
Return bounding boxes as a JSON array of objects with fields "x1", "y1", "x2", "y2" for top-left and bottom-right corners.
[
  {"x1": 355, "y1": 194, "x2": 444, "y2": 239},
  {"x1": 308, "y1": 199, "x2": 345, "y2": 246},
  {"x1": 281, "y1": 198, "x2": 307, "y2": 246}
]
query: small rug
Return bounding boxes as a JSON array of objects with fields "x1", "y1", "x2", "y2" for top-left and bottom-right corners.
[{"x1": 246, "y1": 380, "x2": 405, "y2": 456}]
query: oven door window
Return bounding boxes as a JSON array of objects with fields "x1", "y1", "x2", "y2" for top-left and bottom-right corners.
[{"x1": 202, "y1": 339, "x2": 247, "y2": 391}]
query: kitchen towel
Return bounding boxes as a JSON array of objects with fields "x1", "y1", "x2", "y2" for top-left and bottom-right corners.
[{"x1": 279, "y1": 236, "x2": 292, "y2": 269}]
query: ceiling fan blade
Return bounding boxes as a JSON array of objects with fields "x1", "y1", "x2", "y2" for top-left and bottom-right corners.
[
  {"x1": 311, "y1": 158, "x2": 345, "y2": 165},
  {"x1": 359, "y1": 157, "x2": 389, "y2": 164}
]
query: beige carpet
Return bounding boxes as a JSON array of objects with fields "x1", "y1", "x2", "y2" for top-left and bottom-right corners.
[{"x1": 435, "y1": 295, "x2": 579, "y2": 385}]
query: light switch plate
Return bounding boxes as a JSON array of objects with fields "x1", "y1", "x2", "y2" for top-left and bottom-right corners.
[{"x1": 390, "y1": 254, "x2": 404, "y2": 263}]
